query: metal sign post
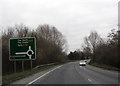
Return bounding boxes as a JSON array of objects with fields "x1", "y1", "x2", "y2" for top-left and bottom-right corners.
[
  {"x1": 30, "y1": 60, "x2": 32, "y2": 70},
  {"x1": 22, "y1": 61, "x2": 24, "y2": 72},
  {"x1": 14, "y1": 61, "x2": 16, "y2": 73}
]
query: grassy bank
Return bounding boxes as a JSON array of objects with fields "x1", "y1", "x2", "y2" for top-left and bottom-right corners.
[
  {"x1": 2, "y1": 63, "x2": 64, "y2": 84},
  {"x1": 89, "y1": 62, "x2": 119, "y2": 71}
]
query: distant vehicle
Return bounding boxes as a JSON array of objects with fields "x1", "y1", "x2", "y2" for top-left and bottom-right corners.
[{"x1": 79, "y1": 60, "x2": 86, "y2": 66}]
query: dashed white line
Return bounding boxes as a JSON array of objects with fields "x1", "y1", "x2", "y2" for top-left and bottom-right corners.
[
  {"x1": 25, "y1": 65, "x2": 63, "y2": 86},
  {"x1": 80, "y1": 66, "x2": 82, "y2": 68},
  {"x1": 88, "y1": 79, "x2": 92, "y2": 82}
]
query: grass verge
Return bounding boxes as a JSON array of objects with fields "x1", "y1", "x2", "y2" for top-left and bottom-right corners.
[
  {"x1": 2, "y1": 63, "x2": 64, "y2": 84},
  {"x1": 89, "y1": 62, "x2": 120, "y2": 71}
]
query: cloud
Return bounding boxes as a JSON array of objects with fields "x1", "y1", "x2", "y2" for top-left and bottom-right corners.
[{"x1": 1, "y1": 0, "x2": 119, "y2": 52}]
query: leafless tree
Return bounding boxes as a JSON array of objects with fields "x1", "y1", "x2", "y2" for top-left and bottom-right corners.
[
  {"x1": 36, "y1": 24, "x2": 67, "y2": 63},
  {"x1": 2, "y1": 24, "x2": 68, "y2": 75},
  {"x1": 84, "y1": 31, "x2": 103, "y2": 54}
]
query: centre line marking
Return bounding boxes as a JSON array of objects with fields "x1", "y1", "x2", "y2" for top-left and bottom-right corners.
[
  {"x1": 25, "y1": 65, "x2": 63, "y2": 86},
  {"x1": 88, "y1": 79, "x2": 92, "y2": 82}
]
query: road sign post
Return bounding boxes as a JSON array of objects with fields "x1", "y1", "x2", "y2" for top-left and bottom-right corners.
[
  {"x1": 22, "y1": 61, "x2": 24, "y2": 72},
  {"x1": 14, "y1": 61, "x2": 16, "y2": 73},
  {"x1": 9, "y1": 37, "x2": 36, "y2": 72},
  {"x1": 30, "y1": 60, "x2": 32, "y2": 70}
]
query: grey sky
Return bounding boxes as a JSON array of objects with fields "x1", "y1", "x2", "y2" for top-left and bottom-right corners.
[{"x1": 0, "y1": 0, "x2": 119, "y2": 52}]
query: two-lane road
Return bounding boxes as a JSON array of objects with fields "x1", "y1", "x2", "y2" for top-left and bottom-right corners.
[{"x1": 12, "y1": 61, "x2": 119, "y2": 85}]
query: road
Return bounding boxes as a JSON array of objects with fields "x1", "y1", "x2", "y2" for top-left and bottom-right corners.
[{"x1": 12, "y1": 61, "x2": 119, "y2": 85}]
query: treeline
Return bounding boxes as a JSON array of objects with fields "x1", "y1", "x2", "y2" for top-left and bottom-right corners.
[
  {"x1": 2, "y1": 24, "x2": 68, "y2": 75},
  {"x1": 68, "y1": 50, "x2": 90, "y2": 60},
  {"x1": 82, "y1": 29, "x2": 119, "y2": 69}
]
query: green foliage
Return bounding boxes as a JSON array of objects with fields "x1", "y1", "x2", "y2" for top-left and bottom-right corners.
[{"x1": 67, "y1": 51, "x2": 85, "y2": 60}]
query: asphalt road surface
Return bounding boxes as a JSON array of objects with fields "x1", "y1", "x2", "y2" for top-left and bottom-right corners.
[{"x1": 12, "y1": 61, "x2": 119, "y2": 85}]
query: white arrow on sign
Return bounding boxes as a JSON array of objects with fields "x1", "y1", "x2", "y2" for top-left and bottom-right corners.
[{"x1": 15, "y1": 46, "x2": 34, "y2": 59}]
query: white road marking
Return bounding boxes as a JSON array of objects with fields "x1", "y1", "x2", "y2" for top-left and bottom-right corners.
[
  {"x1": 25, "y1": 65, "x2": 63, "y2": 86},
  {"x1": 88, "y1": 79, "x2": 92, "y2": 82}
]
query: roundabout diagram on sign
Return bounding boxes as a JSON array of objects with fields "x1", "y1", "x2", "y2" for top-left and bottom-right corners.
[
  {"x1": 10, "y1": 37, "x2": 36, "y2": 60},
  {"x1": 15, "y1": 46, "x2": 34, "y2": 59}
]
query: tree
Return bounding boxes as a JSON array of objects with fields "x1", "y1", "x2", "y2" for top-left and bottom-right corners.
[
  {"x1": 2, "y1": 24, "x2": 68, "y2": 75},
  {"x1": 83, "y1": 31, "x2": 103, "y2": 60},
  {"x1": 68, "y1": 51, "x2": 84, "y2": 60},
  {"x1": 68, "y1": 52, "x2": 74, "y2": 60},
  {"x1": 88, "y1": 31, "x2": 103, "y2": 53},
  {"x1": 83, "y1": 47, "x2": 91, "y2": 59},
  {"x1": 36, "y1": 24, "x2": 67, "y2": 63}
]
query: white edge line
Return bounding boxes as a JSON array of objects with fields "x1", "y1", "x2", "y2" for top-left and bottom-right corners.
[{"x1": 25, "y1": 65, "x2": 63, "y2": 86}]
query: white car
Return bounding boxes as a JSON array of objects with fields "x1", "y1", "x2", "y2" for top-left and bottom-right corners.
[
  {"x1": 84, "y1": 60, "x2": 87, "y2": 63},
  {"x1": 79, "y1": 61, "x2": 86, "y2": 66}
]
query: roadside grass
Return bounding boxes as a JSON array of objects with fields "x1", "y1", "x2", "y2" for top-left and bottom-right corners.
[
  {"x1": 2, "y1": 63, "x2": 63, "y2": 84},
  {"x1": 89, "y1": 62, "x2": 120, "y2": 71}
]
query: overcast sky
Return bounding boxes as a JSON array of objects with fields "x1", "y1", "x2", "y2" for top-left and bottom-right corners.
[{"x1": 0, "y1": 0, "x2": 119, "y2": 52}]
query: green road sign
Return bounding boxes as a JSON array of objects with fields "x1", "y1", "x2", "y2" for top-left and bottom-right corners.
[{"x1": 9, "y1": 37, "x2": 36, "y2": 60}]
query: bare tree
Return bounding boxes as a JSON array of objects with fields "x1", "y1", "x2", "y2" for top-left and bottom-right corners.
[
  {"x1": 15, "y1": 24, "x2": 30, "y2": 37},
  {"x1": 87, "y1": 31, "x2": 103, "y2": 53},
  {"x1": 2, "y1": 24, "x2": 68, "y2": 75},
  {"x1": 36, "y1": 24, "x2": 67, "y2": 51},
  {"x1": 82, "y1": 31, "x2": 103, "y2": 61}
]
